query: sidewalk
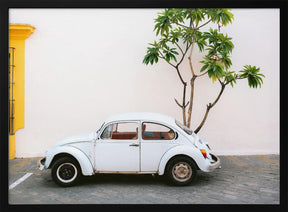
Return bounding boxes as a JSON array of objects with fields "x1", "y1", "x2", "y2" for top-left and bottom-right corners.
[{"x1": 8, "y1": 155, "x2": 279, "y2": 204}]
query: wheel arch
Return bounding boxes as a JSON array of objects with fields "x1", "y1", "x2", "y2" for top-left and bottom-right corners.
[
  {"x1": 48, "y1": 153, "x2": 78, "y2": 168},
  {"x1": 158, "y1": 145, "x2": 207, "y2": 175},
  {"x1": 45, "y1": 146, "x2": 94, "y2": 176},
  {"x1": 164, "y1": 154, "x2": 200, "y2": 172}
]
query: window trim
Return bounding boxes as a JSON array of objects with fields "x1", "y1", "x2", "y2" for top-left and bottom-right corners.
[
  {"x1": 175, "y1": 120, "x2": 193, "y2": 135},
  {"x1": 99, "y1": 121, "x2": 140, "y2": 141},
  {"x1": 141, "y1": 121, "x2": 176, "y2": 141}
]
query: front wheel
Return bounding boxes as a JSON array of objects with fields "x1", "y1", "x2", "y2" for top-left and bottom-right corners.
[
  {"x1": 165, "y1": 156, "x2": 197, "y2": 186},
  {"x1": 51, "y1": 157, "x2": 81, "y2": 187}
]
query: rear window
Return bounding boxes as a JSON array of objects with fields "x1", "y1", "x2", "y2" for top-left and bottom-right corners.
[
  {"x1": 142, "y1": 122, "x2": 175, "y2": 140},
  {"x1": 175, "y1": 120, "x2": 192, "y2": 135}
]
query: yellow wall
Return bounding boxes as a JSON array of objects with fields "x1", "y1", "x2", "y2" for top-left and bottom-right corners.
[{"x1": 9, "y1": 24, "x2": 35, "y2": 159}]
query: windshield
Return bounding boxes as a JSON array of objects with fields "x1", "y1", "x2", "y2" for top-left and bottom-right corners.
[
  {"x1": 175, "y1": 120, "x2": 193, "y2": 135},
  {"x1": 96, "y1": 122, "x2": 105, "y2": 134}
]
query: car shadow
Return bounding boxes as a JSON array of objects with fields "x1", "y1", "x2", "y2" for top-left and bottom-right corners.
[
  {"x1": 41, "y1": 170, "x2": 214, "y2": 187},
  {"x1": 78, "y1": 173, "x2": 166, "y2": 186},
  {"x1": 77, "y1": 172, "x2": 213, "y2": 187}
]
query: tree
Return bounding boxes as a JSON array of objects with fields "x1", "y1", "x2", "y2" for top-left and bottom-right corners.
[{"x1": 143, "y1": 8, "x2": 265, "y2": 134}]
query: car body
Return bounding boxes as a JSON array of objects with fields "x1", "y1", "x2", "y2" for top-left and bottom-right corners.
[{"x1": 37, "y1": 112, "x2": 221, "y2": 186}]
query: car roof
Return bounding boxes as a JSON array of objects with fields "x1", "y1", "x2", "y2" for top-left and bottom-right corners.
[{"x1": 105, "y1": 112, "x2": 176, "y2": 126}]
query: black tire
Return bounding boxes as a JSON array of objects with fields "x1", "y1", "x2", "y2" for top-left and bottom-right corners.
[
  {"x1": 165, "y1": 156, "x2": 197, "y2": 186},
  {"x1": 51, "y1": 157, "x2": 81, "y2": 187}
]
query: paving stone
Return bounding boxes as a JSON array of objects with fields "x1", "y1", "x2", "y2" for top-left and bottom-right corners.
[{"x1": 8, "y1": 155, "x2": 280, "y2": 204}]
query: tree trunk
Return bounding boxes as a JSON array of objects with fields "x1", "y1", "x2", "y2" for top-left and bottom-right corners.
[
  {"x1": 182, "y1": 83, "x2": 187, "y2": 126},
  {"x1": 186, "y1": 30, "x2": 197, "y2": 128},
  {"x1": 187, "y1": 76, "x2": 197, "y2": 128}
]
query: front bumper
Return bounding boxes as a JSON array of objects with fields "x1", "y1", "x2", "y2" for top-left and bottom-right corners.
[
  {"x1": 37, "y1": 157, "x2": 46, "y2": 170},
  {"x1": 209, "y1": 154, "x2": 221, "y2": 171}
]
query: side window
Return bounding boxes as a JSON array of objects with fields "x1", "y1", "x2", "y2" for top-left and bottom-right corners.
[
  {"x1": 142, "y1": 122, "x2": 175, "y2": 140},
  {"x1": 101, "y1": 122, "x2": 138, "y2": 140}
]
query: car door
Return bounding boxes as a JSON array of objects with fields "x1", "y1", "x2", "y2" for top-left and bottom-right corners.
[
  {"x1": 95, "y1": 121, "x2": 140, "y2": 172},
  {"x1": 140, "y1": 122, "x2": 179, "y2": 172}
]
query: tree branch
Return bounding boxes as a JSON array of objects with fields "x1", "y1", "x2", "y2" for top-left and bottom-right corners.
[
  {"x1": 188, "y1": 29, "x2": 197, "y2": 76},
  {"x1": 175, "y1": 42, "x2": 184, "y2": 55},
  {"x1": 174, "y1": 98, "x2": 181, "y2": 107},
  {"x1": 211, "y1": 83, "x2": 225, "y2": 108},
  {"x1": 174, "y1": 62, "x2": 188, "y2": 126},
  {"x1": 194, "y1": 83, "x2": 226, "y2": 133},
  {"x1": 181, "y1": 82, "x2": 188, "y2": 125},
  {"x1": 187, "y1": 75, "x2": 197, "y2": 128},
  {"x1": 194, "y1": 104, "x2": 211, "y2": 134},
  {"x1": 196, "y1": 70, "x2": 209, "y2": 77},
  {"x1": 224, "y1": 75, "x2": 245, "y2": 86},
  {"x1": 171, "y1": 21, "x2": 190, "y2": 29},
  {"x1": 196, "y1": 18, "x2": 212, "y2": 29},
  {"x1": 174, "y1": 82, "x2": 189, "y2": 126},
  {"x1": 190, "y1": 15, "x2": 195, "y2": 29},
  {"x1": 175, "y1": 66, "x2": 186, "y2": 85},
  {"x1": 158, "y1": 52, "x2": 177, "y2": 68},
  {"x1": 177, "y1": 42, "x2": 192, "y2": 67}
]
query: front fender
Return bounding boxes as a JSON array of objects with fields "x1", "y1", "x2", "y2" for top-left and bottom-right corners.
[
  {"x1": 45, "y1": 145, "x2": 94, "y2": 176},
  {"x1": 158, "y1": 145, "x2": 210, "y2": 175}
]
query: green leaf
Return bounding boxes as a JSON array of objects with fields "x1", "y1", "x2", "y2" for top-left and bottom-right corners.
[
  {"x1": 143, "y1": 44, "x2": 160, "y2": 65},
  {"x1": 200, "y1": 64, "x2": 209, "y2": 72},
  {"x1": 208, "y1": 9, "x2": 234, "y2": 25},
  {"x1": 239, "y1": 65, "x2": 265, "y2": 88},
  {"x1": 171, "y1": 53, "x2": 177, "y2": 62},
  {"x1": 153, "y1": 9, "x2": 173, "y2": 36},
  {"x1": 208, "y1": 69, "x2": 214, "y2": 78}
]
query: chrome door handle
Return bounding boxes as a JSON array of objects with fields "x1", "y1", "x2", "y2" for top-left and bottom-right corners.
[{"x1": 129, "y1": 143, "x2": 139, "y2": 147}]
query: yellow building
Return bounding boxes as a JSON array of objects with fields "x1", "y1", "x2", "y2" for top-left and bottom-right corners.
[{"x1": 9, "y1": 24, "x2": 35, "y2": 159}]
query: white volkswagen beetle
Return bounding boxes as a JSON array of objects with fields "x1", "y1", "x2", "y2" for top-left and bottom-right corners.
[{"x1": 37, "y1": 112, "x2": 220, "y2": 186}]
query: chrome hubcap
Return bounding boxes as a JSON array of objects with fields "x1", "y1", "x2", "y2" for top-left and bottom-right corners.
[
  {"x1": 57, "y1": 163, "x2": 77, "y2": 183},
  {"x1": 172, "y1": 162, "x2": 192, "y2": 182}
]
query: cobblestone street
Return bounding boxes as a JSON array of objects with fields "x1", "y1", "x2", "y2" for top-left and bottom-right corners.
[{"x1": 8, "y1": 155, "x2": 279, "y2": 204}]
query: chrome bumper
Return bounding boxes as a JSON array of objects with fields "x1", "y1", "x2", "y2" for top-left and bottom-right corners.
[
  {"x1": 37, "y1": 157, "x2": 46, "y2": 170},
  {"x1": 209, "y1": 154, "x2": 221, "y2": 171}
]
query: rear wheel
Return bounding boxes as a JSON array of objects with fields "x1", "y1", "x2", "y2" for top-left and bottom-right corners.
[
  {"x1": 51, "y1": 157, "x2": 81, "y2": 187},
  {"x1": 165, "y1": 156, "x2": 197, "y2": 186}
]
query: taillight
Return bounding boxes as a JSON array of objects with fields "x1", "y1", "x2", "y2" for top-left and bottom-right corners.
[{"x1": 200, "y1": 149, "x2": 207, "y2": 158}]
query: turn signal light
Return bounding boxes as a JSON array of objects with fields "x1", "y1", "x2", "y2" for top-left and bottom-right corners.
[{"x1": 200, "y1": 149, "x2": 207, "y2": 158}]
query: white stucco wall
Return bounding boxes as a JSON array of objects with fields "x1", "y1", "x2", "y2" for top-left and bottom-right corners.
[{"x1": 9, "y1": 9, "x2": 279, "y2": 157}]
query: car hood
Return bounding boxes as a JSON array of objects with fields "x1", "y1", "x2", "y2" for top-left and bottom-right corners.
[{"x1": 53, "y1": 131, "x2": 97, "y2": 147}]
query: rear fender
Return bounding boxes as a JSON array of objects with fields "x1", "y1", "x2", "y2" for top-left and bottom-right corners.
[
  {"x1": 45, "y1": 145, "x2": 94, "y2": 176},
  {"x1": 158, "y1": 145, "x2": 209, "y2": 175}
]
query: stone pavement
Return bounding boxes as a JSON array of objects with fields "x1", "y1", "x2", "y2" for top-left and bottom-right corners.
[{"x1": 8, "y1": 155, "x2": 279, "y2": 204}]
